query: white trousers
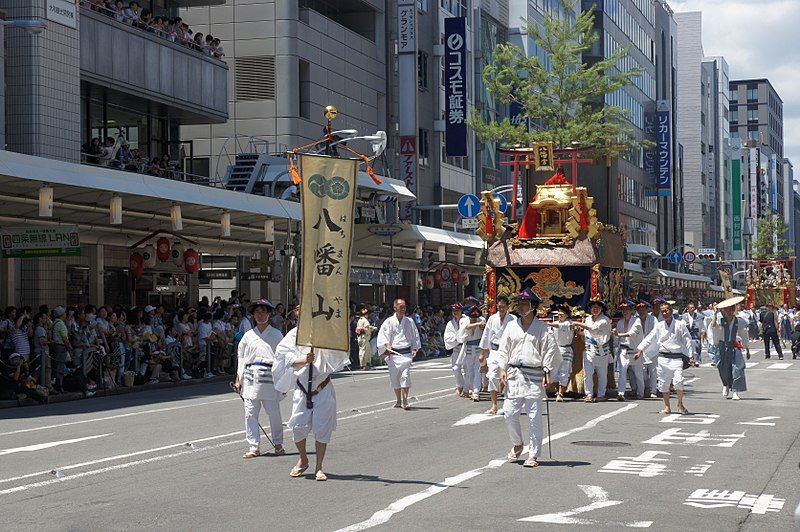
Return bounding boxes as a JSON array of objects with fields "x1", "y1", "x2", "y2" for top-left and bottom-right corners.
[
  {"x1": 463, "y1": 348, "x2": 482, "y2": 394},
  {"x1": 657, "y1": 357, "x2": 685, "y2": 393},
  {"x1": 583, "y1": 354, "x2": 609, "y2": 398},
  {"x1": 556, "y1": 346, "x2": 574, "y2": 387},
  {"x1": 504, "y1": 396, "x2": 543, "y2": 459},
  {"x1": 617, "y1": 347, "x2": 644, "y2": 398},
  {"x1": 486, "y1": 355, "x2": 501, "y2": 392},
  {"x1": 287, "y1": 383, "x2": 337, "y2": 444},
  {"x1": 244, "y1": 397, "x2": 283, "y2": 451},
  {"x1": 388, "y1": 355, "x2": 412, "y2": 389},
  {"x1": 644, "y1": 361, "x2": 658, "y2": 392},
  {"x1": 451, "y1": 345, "x2": 466, "y2": 390}
]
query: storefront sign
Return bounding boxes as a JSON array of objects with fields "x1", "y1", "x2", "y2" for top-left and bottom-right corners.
[
  {"x1": 240, "y1": 272, "x2": 272, "y2": 281},
  {"x1": 644, "y1": 108, "x2": 657, "y2": 196},
  {"x1": 1, "y1": 226, "x2": 80, "y2": 258},
  {"x1": 297, "y1": 154, "x2": 357, "y2": 352},
  {"x1": 350, "y1": 267, "x2": 402, "y2": 286},
  {"x1": 656, "y1": 100, "x2": 671, "y2": 197},
  {"x1": 444, "y1": 17, "x2": 467, "y2": 157},
  {"x1": 732, "y1": 159, "x2": 742, "y2": 252},
  {"x1": 47, "y1": 0, "x2": 77, "y2": 29},
  {"x1": 397, "y1": 0, "x2": 415, "y2": 53},
  {"x1": 199, "y1": 269, "x2": 234, "y2": 280},
  {"x1": 399, "y1": 136, "x2": 417, "y2": 221}
]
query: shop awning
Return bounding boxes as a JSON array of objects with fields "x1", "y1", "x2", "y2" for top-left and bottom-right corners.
[
  {"x1": 0, "y1": 150, "x2": 301, "y2": 255},
  {"x1": 626, "y1": 243, "x2": 662, "y2": 257},
  {"x1": 400, "y1": 224, "x2": 485, "y2": 250},
  {"x1": 655, "y1": 269, "x2": 713, "y2": 283}
]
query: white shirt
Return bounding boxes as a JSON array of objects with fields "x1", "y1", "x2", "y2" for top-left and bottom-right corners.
[
  {"x1": 496, "y1": 317, "x2": 560, "y2": 399},
  {"x1": 616, "y1": 315, "x2": 643, "y2": 349},
  {"x1": 272, "y1": 327, "x2": 348, "y2": 393},
  {"x1": 638, "y1": 313, "x2": 656, "y2": 337},
  {"x1": 376, "y1": 314, "x2": 421, "y2": 354},
  {"x1": 457, "y1": 317, "x2": 485, "y2": 345},
  {"x1": 552, "y1": 320, "x2": 574, "y2": 347},
  {"x1": 236, "y1": 324, "x2": 284, "y2": 379},
  {"x1": 637, "y1": 317, "x2": 693, "y2": 356},
  {"x1": 582, "y1": 314, "x2": 612, "y2": 356},
  {"x1": 444, "y1": 316, "x2": 469, "y2": 351},
  {"x1": 197, "y1": 321, "x2": 214, "y2": 347},
  {"x1": 479, "y1": 312, "x2": 515, "y2": 351}
]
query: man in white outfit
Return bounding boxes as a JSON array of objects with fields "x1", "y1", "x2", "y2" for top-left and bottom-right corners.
[
  {"x1": 497, "y1": 288, "x2": 560, "y2": 468},
  {"x1": 459, "y1": 306, "x2": 486, "y2": 402},
  {"x1": 636, "y1": 302, "x2": 693, "y2": 414},
  {"x1": 636, "y1": 301, "x2": 658, "y2": 398},
  {"x1": 273, "y1": 319, "x2": 348, "y2": 482},
  {"x1": 234, "y1": 299, "x2": 285, "y2": 458},
  {"x1": 479, "y1": 295, "x2": 514, "y2": 414},
  {"x1": 613, "y1": 301, "x2": 644, "y2": 400},
  {"x1": 574, "y1": 299, "x2": 612, "y2": 403},
  {"x1": 444, "y1": 304, "x2": 469, "y2": 397},
  {"x1": 376, "y1": 298, "x2": 421, "y2": 410}
]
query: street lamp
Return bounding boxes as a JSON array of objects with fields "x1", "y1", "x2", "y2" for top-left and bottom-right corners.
[{"x1": 0, "y1": 19, "x2": 47, "y2": 35}]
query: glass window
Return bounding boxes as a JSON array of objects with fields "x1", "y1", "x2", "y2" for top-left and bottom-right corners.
[
  {"x1": 746, "y1": 88, "x2": 758, "y2": 101},
  {"x1": 730, "y1": 89, "x2": 738, "y2": 101},
  {"x1": 730, "y1": 109, "x2": 738, "y2": 123},
  {"x1": 418, "y1": 128, "x2": 429, "y2": 167},
  {"x1": 747, "y1": 109, "x2": 758, "y2": 122},
  {"x1": 417, "y1": 51, "x2": 428, "y2": 90}
]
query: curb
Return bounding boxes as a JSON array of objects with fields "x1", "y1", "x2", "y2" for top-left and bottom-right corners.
[{"x1": 1, "y1": 374, "x2": 234, "y2": 410}]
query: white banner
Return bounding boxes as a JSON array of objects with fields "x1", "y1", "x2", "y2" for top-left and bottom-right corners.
[{"x1": 297, "y1": 154, "x2": 358, "y2": 352}]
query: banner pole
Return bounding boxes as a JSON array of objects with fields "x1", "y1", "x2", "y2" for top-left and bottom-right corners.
[{"x1": 306, "y1": 348, "x2": 315, "y2": 409}]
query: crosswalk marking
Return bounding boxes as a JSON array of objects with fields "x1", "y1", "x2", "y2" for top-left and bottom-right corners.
[{"x1": 767, "y1": 363, "x2": 792, "y2": 370}]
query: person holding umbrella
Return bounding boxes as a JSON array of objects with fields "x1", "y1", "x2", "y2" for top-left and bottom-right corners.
[
  {"x1": 496, "y1": 288, "x2": 560, "y2": 468},
  {"x1": 233, "y1": 299, "x2": 285, "y2": 459},
  {"x1": 707, "y1": 296, "x2": 751, "y2": 400}
]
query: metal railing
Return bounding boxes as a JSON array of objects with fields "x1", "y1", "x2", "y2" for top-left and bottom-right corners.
[
  {"x1": 81, "y1": 152, "x2": 225, "y2": 188},
  {"x1": 80, "y1": 2, "x2": 225, "y2": 61}
]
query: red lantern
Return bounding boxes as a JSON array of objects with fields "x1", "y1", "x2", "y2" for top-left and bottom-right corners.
[
  {"x1": 434, "y1": 270, "x2": 442, "y2": 283},
  {"x1": 130, "y1": 253, "x2": 144, "y2": 278},
  {"x1": 451, "y1": 268, "x2": 461, "y2": 284},
  {"x1": 183, "y1": 248, "x2": 200, "y2": 274},
  {"x1": 156, "y1": 237, "x2": 171, "y2": 263}
]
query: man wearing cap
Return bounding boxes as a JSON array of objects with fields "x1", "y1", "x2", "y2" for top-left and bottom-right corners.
[
  {"x1": 273, "y1": 308, "x2": 348, "y2": 481},
  {"x1": 51, "y1": 306, "x2": 72, "y2": 394},
  {"x1": 636, "y1": 302, "x2": 693, "y2": 414},
  {"x1": 574, "y1": 299, "x2": 612, "y2": 402},
  {"x1": 547, "y1": 303, "x2": 575, "y2": 401},
  {"x1": 458, "y1": 306, "x2": 486, "y2": 402},
  {"x1": 479, "y1": 295, "x2": 514, "y2": 413},
  {"x1": 234, "y1": 299, "x2": 285, "y2": 458},
  {"x1": 376, "y1": 298, "x2": 421, "y2": 410},
  {"x1": 497, "y1": 289, "x2": 560, "y2": 468},
  {"x1": 613, "y1": 301, "x2": 644, "y2": 400},
  {"x1": 707, "y1": 297, "x2": 751, "y2": 400},
  {"x1": 637, "y1": 301, "x2": 659, "y2": 398},
  {"x1": 444, "y1": 303, "x2": 469, "y2": 397}
]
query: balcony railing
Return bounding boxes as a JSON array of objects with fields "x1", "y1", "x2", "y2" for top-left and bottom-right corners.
[{"x1": 80, "y1": 152, "x2": 224, "y2": 188}]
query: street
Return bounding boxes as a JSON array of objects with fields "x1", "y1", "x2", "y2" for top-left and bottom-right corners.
[{"x1": 1, "y1": 346, "x2": 799, "y2": 531}]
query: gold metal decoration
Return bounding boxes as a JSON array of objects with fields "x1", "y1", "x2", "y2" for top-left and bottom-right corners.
[
  {"x1": 533, "y1": 141, "x2": 554, "y2": 171},
  {"x1": 324, "y1": 105, "x2": 338, "y2": 121}
]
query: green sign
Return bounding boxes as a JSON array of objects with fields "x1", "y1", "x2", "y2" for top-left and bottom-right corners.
[
  {"x1": 732, "y1": 160, "x2": 742, "y2": 252},
  {"x1": 1, "y1": 226, "x2": 81, "y2": 258}
]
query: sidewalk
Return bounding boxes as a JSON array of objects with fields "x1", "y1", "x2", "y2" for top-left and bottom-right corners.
[{"x1": 1, "y1": 373, "x2": 234, "y2": 410}]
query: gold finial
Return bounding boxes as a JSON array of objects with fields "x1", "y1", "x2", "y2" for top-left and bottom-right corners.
[{"x1": 324, "y1": 105, "x2": 338, "y2": 121}]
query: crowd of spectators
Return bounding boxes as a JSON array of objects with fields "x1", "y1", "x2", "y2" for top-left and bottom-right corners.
[
  {"x1": 0, "y1": 291, "x2": 298, "y2": 405},
  {"x1": 81, "y1": 136, "x2": 183, "y2": 179},
  {"x1": 82, "y1": 0, "x2": 225, "y2": 59}
]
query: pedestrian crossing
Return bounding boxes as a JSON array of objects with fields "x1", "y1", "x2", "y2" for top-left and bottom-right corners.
[{"x1": 699, "y1": 361, "x2": 795, "y2": 370}]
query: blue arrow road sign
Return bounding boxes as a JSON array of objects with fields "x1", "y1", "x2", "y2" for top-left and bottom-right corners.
[
  {"x1": 493, "y1": 193, "x2": 508, "y2": 214},
  {"x1": 668, "y1": 251, "x2": 682, "y2": 264},
  {"x1": 457, "y1": 194, "x2": 481, "y2": 218}
]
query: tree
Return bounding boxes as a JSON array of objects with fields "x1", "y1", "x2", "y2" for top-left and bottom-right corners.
[
  {"x1": 751, "y1": 215, "x2": 793, "y2": 259},
  {"x1": 468, "y1": 4, "x2": 646, "y2": 156}
]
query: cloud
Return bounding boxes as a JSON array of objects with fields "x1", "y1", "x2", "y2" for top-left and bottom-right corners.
[{"x1": 670, "y1": 0, "x2": 800, "y2": 167}]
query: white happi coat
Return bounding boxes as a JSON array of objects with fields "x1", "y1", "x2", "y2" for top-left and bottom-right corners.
[
  {"x1": 237, "y1": 325, "x2": 284, "y2": 400},
  {"x1": 496, "y1": 317, "x2": 561, "y2": 399},
  {"x1": 582, "y1": 314, "x2": 612, "y2": 362},
  {"x1": 616, "y1": 315, "x2": 644, "y2": 366},
  {"x1": 553, "y1": 320, "x2": 575, "y2": 360},
  {"x1": 479, "y1": 312, "x2": 515, "y2": 363},
  {"x1": 637, "y1": 318, "x2": 693, "y2": 357},
  {"x1": 444, "y1": 316, "x2": 469, "y2": 358},
  {"x1": 458, "y1": 317, "x2": 485, "y2": 359}
]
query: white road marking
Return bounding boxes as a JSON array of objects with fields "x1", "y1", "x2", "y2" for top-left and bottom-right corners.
[
  {"x1": 335, "y1": 404, "x2": 639, "y2": 532},
  {"x1": 767, "y1": 363, "x2": 792, "y2": 369},
  {"x1": 432, "y1": 375, "x2": 454, "y2": 380},
  {"x1": 0, "y1": 434, "x2": 112, "y2": 456},
  {"x1": 452, "y1": 413, "x2": 501, "y2": 427},
  {"x1": 519, "y1": 484, "x2": 652, "y2": 527},
  {"x1": 0, "y1": 389, "x2": 456, "y2": 494},
  {"x1": 737, "y1": 416, "x2": 780, "y2": 427},
  {"x1": 0, "y1": 398, "x2": 238, "y2": 437},
  {"x1": 683, "y1": 377, "x2": 701, "y2": 385},
  {"x1": 746, "y1": 362, "x2": 759, "y2": 368}
]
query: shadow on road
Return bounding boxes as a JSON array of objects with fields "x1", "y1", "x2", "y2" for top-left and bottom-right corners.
[{"x1": 322, "y1": 473, "x2": 441, "y2": 486}]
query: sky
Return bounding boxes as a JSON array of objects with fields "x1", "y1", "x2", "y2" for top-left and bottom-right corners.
[{"x1": 670, "y1": 0, "x2": 800, "y2": 172}]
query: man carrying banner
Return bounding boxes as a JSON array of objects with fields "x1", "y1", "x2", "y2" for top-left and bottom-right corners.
[
  {"x1": 479, "y1": 295, "x2": 514, "y2": 414},
  {"x1": 234, "y1": 298, "x2": 285, "y2": 459},
  {"x1": 497, "y1": 289, "x2": 560, "y2": 468},
  {"x1": 377, "y1": 298, "x2": 421, "y2": 410}
]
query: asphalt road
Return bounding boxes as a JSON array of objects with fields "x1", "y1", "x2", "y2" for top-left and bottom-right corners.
[{"x1": 1, "y1": 346, "x2": 799, "y2": 531}]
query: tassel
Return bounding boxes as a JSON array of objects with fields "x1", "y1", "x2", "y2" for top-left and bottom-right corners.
[
  {"x1": 288, "y1": 156, "x2": 301, "y2": 185},
  {"x1": 367, "y1": 165, "x2": 382, "y2": 185}
]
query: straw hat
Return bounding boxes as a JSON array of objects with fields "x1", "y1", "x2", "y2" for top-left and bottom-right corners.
[{"x1": 715, "y1": 296, "x2": 745, "y2": 310}]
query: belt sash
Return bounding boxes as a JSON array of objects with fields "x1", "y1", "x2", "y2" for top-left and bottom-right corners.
[
  {"x1": 510, "y1": 364, "x2": 545, "y2": 381},
  {"x1": 244, "y1": 361, "x2": 273, "y2": 385},
  {"x1": 297, "y1": 376, "x2": 331, "y2": 398}
]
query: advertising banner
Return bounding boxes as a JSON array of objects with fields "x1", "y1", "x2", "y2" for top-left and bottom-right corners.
[
  {"x1": 1, "y1": 226, "x2": 80, "y2": 258},
  {"x1": 444, "y1": 17, "x2": 467, "y2": 157}
]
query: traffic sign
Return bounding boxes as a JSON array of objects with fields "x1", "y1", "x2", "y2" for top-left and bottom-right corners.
[
  {"x1": 668, "y1": 251, "x2": 682, "y2": 264},
  {"x1": 493, "y1": 193, "x2": 508, "y2": 214},
  {"x1": 683, "y1": 251, "x2": 696, "y2": 264},
  {"x1": 457, "y1": 194, "x2": 480, "y2": 218},
  {"x1": 461, "y1": 218, "x2": 479, "y2": 229},
  {"x1": 368, "y1": 224, "x2": 402, "y2": 237}
]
